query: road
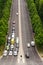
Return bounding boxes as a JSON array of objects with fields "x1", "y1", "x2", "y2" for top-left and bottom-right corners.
[{"x1": 0, "y1": 0, "x2": 43, "y2": 65}]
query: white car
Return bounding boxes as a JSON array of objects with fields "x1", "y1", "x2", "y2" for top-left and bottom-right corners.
[
  {"x1": 8, "y1": 36, "x2": 11, "y2": 40},
  {"x1": 16, "y1": 43, "x2": 19, "y2": 48},
  {"x1": 16, "y1": 48, "x2": 19, "y2": 52},
  {"x1": 12, "y1": 32, "x2": 14, "y2": 35},
  {"x1": 11, "y1": 44, "x2": 14, "y2": 50},
  {"x1": 9, "y1": 51, "x2": 12, "y2": 55},
  {"x1": 16, "y1": 12, "x2": 18, "y2": 16},
  {"x1": 31, "y1": 41, "x2": 35, "y2": 47},
  {"x1": 12, "y1": 21, "x2": 15, "y2": 24},
  {"x1": 13, "y1": 50, "x2": 18, "y2": 56},
  {"x1": 3, "y1": 50, "x2": 8, "y2": 56},
  {"x1": 27, "y1": 43, "x2": 30, "y2": 48},
  {"x1": 12, "y1": 34, "x2": 15, "y2": 38},
  {"x1": 12, "y1": 33, "x2": 15, "y2": 38},
  {"x1": 16, "y1": 37, "x2": 19, "y2": 48},
  {"x1": 6, "y1": 45, "x2": 9, "y2": 50},
  {"x1": 16, "y1": 37, "x2": 19, "y2": 43},
  {"x1": 8, "y1": 36, "x2": 11, "y2": 43},
  {"x1": 12, "y1": 27, "x2": 15, "y2": 31},
  {"x1": 12, "y1": 21, "x2": 15, "y2": 27},
  {"x1": 8, "y1": 43, "x2": 10, "y2": 46}
]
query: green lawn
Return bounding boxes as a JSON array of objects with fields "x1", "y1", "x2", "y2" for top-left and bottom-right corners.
[
  {"x1": 0, "y1": 45, "x2": 5, "y2": 56},
  {"x1": 37, "y1": 47, "x2": 43, "y2": 57}
]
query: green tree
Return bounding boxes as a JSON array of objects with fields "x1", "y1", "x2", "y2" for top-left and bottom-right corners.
[{"x1": 38, "y1": 0, "x2": 43, "y2": 22}]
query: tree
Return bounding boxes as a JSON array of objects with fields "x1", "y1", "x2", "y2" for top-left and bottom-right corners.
[{"x1": 38, "y1": 0, "x2": 43, "y2": 22}]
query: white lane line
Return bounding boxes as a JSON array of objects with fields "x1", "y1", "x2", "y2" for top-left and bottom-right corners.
[{"x1": 17, "y1": 0, "x2": 25, "y2": 63}]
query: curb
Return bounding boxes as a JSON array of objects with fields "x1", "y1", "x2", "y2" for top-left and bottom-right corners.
[
  {"x1": 0, "y1": 55, "x2": 3, "y2": 59},
  {"x1": 35, "y1": 46, "x2": 43, "y2": 61}
]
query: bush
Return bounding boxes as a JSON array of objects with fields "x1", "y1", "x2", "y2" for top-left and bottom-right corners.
[{"x1": 26, "y1": 0, "x2": 43, "y2": 48}]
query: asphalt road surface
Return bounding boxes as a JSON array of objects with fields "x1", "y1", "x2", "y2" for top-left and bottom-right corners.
[{"x1": 0, "y1": 0, "x2": 43, "y2": 65}]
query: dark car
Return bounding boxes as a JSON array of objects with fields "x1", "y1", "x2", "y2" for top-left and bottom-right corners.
[{"x1": 25, "y1": 52, "x2": 29, "y2": 58}]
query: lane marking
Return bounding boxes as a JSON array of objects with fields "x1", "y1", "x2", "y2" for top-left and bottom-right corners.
[{"x1": 17, "y1": 0, "x2": 25, "y2": 63}]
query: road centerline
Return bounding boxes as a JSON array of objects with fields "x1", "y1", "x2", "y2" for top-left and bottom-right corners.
[{"x1": 17, "y1": 0, "x2": 26, "y2": 63}]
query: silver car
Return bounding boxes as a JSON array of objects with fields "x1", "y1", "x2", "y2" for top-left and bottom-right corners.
[
  {"x1": 16, "y1": 48, "x2": 19, "y2": 52},
  {"x1": 16, "y1": 37, "x2": 19, "y2": 48},
  {"x1": 10, "y1": 44, "x2": 14, "y2": 50},
  {"x1": 12, "y1": 21, "x2": 15, "y2": 24},
  {"x1": 12, "y1": 27, "x2": 15, "y2": 31},
  {"x1": 16, "y1": 12, "x2": 19, "y2": 16},
  {"x1": 3, "y1": 50, "x2": 8, "y2": 56},
  {"x1": 16, "y1": 37, "x2": 19, "y2": 43},
  {"x1": 27, "y1": 43, "x2": 30, "y2": 48},
  {"x1": 13, "y1": 50, "x2": 18, "y2": 56},
  {"x1": 31, "y1": 41, "x2": 35, "y2": 47},
  {"x1": 8, "y1": 36, "x2": 11, "y2": 43},
  {"x1": 9, "y1": 51, "x2": 13, "y2": 56}
]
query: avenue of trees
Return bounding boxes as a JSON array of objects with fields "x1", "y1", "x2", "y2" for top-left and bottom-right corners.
[
  {"x1": 34, "y1": 0, "x2": 43, "y2": 24},
  {"x1": 26, "y1": 0, "x2": 43, "y2": 49},
  {"x1": 0, "y1": 0, "x2": 12, "y2": 46}
]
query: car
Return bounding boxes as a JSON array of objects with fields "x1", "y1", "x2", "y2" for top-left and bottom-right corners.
[
  {"x1": 12, "y1": 27, "x2": 15, "y2": 31},
  {"x1": 16, "y1": 43, "x2": 19, "y2": 48},
  {"x1": 9, "y1": 51, "x2": 12, "y2": 55},
  {"x1": 27, "y1": 43, "x2": 30, "y2": 48},
  {"x1": 12, "y1": 23, "x2": 15, "y2": 27},
  {"x1": 12, "y1": 32, "x2": 14, "y2": 36},
  {"x1": 25, "y1": 52, "x2": 29, "y2": 58},
  {"x1": 13, "y1": 50, "x2": 18, "y2": 56},
  {"x1": 16, "y1": 37, "x2": 19, "y2": 48},
  {"x1": 7, "y1": 43, "x2": 10, "y2": 46},
  {"x1": 6, "y1": 45, "x2": 9, "y2": 51},
  {"x1": 11, "y1": 33, "x2": 15, "y2": 38},
  {"x1": 12, "y1": 30, "x2": 14, "y2": 33},
  {"x1": 10, "y1": 44, "x2": 14, "y2": 50},
  {"x1": 12, "y1": 34, "x2": 15, "y2": 38},
  {"x1": 16, "y1": 48, "x2": 19, "y2": 52},
  {"x1": 16, "y1": 37, "x2": 19, "y2": 43},
  {"x1": 31, "y1": 41, "x2": 35, "y2": 47},
  {"x1": 7, "y1": 36, "x2": 11, "y2": 43},
  {"x1": 16, "y1": 12, "x2": 18, "y2": 16},
  {"x1": 12, "y1": 24, "x2": 15, "y2": 27},
  {"x1": 12, "y1": 21, "x2": 15, "y2": 24},
  {"x1": 11, "y1": 38, "x2": 15, "y2": 45},
  {"x1": 3, "y1": 50, "x2": 8, "y2": 56},
  {"x1": 8, "y1": 36, "x2": 10, "y2": 39}
]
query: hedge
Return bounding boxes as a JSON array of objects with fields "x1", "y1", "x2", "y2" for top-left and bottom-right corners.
[
  {"x1": 34, "y1": 0, "x2": 43, "y2": 24},
  {"x1": 38, "y1": 0, "x2": 43, "y2": 22},
  {"x1": 26, "y1": 0, "x2": 43, "y2": 48},
  {"x1": 0, "y1": 0, "x2": 12, "y2": 46},
  {"x1": 33, "y1": 0, "x2": 40, "y2": 11}
]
